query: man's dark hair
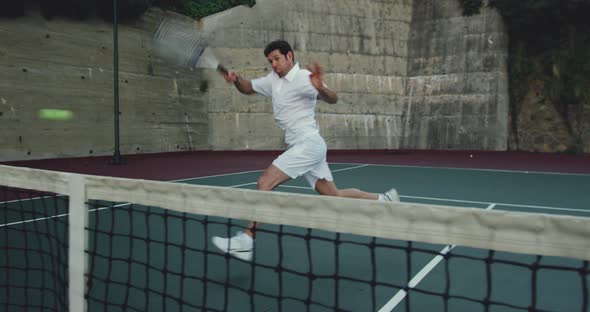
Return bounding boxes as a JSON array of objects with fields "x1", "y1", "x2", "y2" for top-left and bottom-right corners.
[{"x1": 264, "y1": 40, "x2": 294, "y2": 61}]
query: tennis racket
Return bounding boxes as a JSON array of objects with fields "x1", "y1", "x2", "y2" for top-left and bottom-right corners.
[{"x1": 152, "y1": 17, "x2": 227, "y2": 73}]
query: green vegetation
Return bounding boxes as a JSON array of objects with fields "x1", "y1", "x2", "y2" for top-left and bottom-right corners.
[
  {"x1": 1, "y1": 0, "x2": 255, "y2": 21},
  {"x1": 459, "y1": 0, "x2": 590, "y2": 152},
  {"x1": 153, "y1": 0, "x2": 255, "y2": 19}
]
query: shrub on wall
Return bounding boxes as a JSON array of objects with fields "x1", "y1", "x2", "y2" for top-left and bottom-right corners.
[
  {"x1": 153, "y1": 0, "x2": 255, "y2": 18},
  {"x1": 0, "y1": 0, "x2": 254, "y2": 21},
  {"x1": 0, "y1": 0, "x2": 152, "y2": 20}
]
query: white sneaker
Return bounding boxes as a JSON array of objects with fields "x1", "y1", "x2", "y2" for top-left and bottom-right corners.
[
  {"x1": 383, "y1": 188, "x2": 400, "y2": 202},
  {"x1": 211, "y1": 231, "x2": 254, "y2": 261}
]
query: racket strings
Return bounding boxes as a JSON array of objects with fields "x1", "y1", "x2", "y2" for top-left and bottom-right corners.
[{"x1": 153, "y1": 18, "x2": 208, "y2": 67}]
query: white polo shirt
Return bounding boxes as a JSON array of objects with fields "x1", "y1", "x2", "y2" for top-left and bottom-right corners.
[{"x1": 251, "y1": 63, "x2": 321, "y2": 146}]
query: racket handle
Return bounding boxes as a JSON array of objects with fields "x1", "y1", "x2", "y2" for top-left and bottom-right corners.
[{"x1": 216, "y1": 64, "x2": 228, "y2": 74}]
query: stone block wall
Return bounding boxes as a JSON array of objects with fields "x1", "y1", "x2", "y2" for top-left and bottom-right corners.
[
  {"x1": 404, "y1": 0, "x2": 509, "y2": 150},
  {"x1": 0, "y1": 9, "x2": 209, "y2": 161},
  {"x1": 204, "y1": 0, "x2": 508, "y2": 151},
  {"x1": 205, "y1": 0, "x2": 413, "y2": 150},
  {"x1": 0, "y1": 0, "x2": 511, "y2": 161}
]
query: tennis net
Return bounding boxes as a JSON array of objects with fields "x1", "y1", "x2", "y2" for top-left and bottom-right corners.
[{"x1": 1, "y1": 164, "x2": 589, "y2": 311}]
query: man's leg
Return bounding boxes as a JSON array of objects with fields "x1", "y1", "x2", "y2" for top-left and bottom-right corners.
[
  {"x1": 257, "y1": 164, "x2": 291, "y2": 191},
  {"x1": 211, "y1": 159, "x2": 294, "y2": 261},
  {"x1": 314, "y1": 178, "x2": 399, "y2": 202},
  {"x1": 243, "y1": 164, "x2": 291, "y2": 237},
  {"x1": 314, "y1": 179, "x2": 379, "y2": 200}
]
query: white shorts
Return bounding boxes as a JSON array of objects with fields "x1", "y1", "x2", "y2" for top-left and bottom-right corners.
[{"x1": 272, "y1": 134, "x2": 334, "y2": 189}]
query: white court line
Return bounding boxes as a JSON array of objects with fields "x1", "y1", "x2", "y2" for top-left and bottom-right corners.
[
  {"x1": 176, "y1": 164, "x2": 367, "y2": 182},
  {"x1": 0, "y1": 212, "x2": 69, "y2": 228},
  {"x1": 0, "y1": 169, "x2": 265, "y2": 206},
  {"x1": 0, "y1": 195, "x2": 57, "y2": 204},
  {"x1": 0, "y1": 164, "x2": 366, "y2": 228},
  {"x1": 2, "y1": 163, "x2": 586, "y2": 227},
  {"x1": 330, "y1": 162, "x2": 590, "y2": 177},
  {"x1": 174, "y1": 163, "x2": 367, "y2": 182},
  {"x1": 332, "y1": 164, "x2": 369, "y2": 172},
  {"x1": 276, "y1": 185, "x2": 589, "y2": 214},
  {"x1": 403, "y1": 195, "x2": 589, "y2": 214},
  {"x1": 0, "y1": 180, "x2": 256, "y2": 228},
  {"x1": 278, "y1": 185, "x2": 311, "y2": 190},
  {"x1": 228, "y1": 182, "x2": 257, "y2": 188},
  {"x1": 0, "y1": 202, "x2": 130, "y2": 228},
  {"x1": 173, "y1": 169, "x2": 263, "y2": 182},
  {"x1": 377, "y1": 204, "x2": 497, "y2": 312}
]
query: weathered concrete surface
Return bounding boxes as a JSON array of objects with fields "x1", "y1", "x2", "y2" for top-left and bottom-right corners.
[
  {"x1": 0, "y1": 9, "x2": 209, "y2": 161},
  {"x1": 205, "y1": 0, "x2": 412, "y2": 151},
  {"x1": 405, "y1": 0, "x2": 509, "y2": 150},
  {"x1": 0, "y1": 0, "x2": 509, "y2": 161},
  {"x1": 204, "y1": 0, "x2": 508, "y2": 151}
]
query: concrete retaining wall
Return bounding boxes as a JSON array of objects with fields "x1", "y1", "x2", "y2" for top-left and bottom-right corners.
[{"x1": 0, "y1": 0, "x2": 509, "y2": 161}]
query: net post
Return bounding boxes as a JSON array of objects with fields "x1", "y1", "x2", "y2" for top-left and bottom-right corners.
[{"x1": 68, "y1": 174, "x2": 88, "y2": 311}]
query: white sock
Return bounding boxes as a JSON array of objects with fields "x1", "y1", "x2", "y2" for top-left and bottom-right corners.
[{"x1": 378, "y1": 194, "x2": 386, "y2": 201}]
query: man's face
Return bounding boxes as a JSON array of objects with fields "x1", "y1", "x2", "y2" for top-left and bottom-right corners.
[{"x1": 267, "y1": 49, "x2": 293, "y2": 77}]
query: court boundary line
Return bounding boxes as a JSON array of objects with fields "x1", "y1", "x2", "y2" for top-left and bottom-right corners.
[
  {"x1": 172, "y1": 164, "x2": 368, "y2": 183},
  {"x1": 3, "y1": 160, "x2": 588, "y2": 228},
  {"x1": 403, "y1": 195, "x2": 588, "y2": 214},
  {"x1": 330, "y1": 162, "x2": 590, "y2": 177},
  {"x1": 173, "y1": 169, "x2": 264, "y2": 182},
  {"x1": 378, "y1": 203, "x2": 497, "y2": 312},
  {"x1": 276, "y1": 185, "x2": 590, "y2": 214},
  {"x1": 5, "y1": 188, "x2": 585, "y2": 228},
  {"x1": 0, "y1": 195, "x2": 56, "y2": 204},
  {"x1": 0, "y1": 163, "x2": 317, "y2": 227},
  {"x1": 0, "y1": 179, "x2": 256, "y2": 228},
  {"x1": 175, "y1": 163, "x2": 588, "y2": 213}
]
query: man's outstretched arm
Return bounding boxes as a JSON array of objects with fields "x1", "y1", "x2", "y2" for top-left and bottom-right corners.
[{"x1": 222, "y1": 71, "x2": 256, "y2": 95}]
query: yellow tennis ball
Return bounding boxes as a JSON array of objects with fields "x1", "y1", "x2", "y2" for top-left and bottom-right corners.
[{"x1": 38, "y1": 109, "x2": 74, "y2": 121}]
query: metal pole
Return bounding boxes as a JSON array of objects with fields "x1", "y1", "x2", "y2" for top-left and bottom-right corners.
[{"x1": 112, "y1": 0, "x2": 122, "y2": 165}]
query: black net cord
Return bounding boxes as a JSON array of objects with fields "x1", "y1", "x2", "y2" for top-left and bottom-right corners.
[
  {"x1": 89, "y1": 201, "x2": 116, "y2": 311},
  {"x1": 223, "y1": 218, "x2": 232, "y2": 312},
  {"x1": 484, "y1": 250, "x2": 494, "y2": 312},
  {"x1": 179, "y1": 213, "x2": 187, "y2": 309},
  {"x1": 36, "y1": 194, "x2": 55, "y2": 308},
  {"x1": 305, "y1": 228, "x2": 313, "y2": 312},
  {"x1": 277, "y1": 225, "x2": 284, "y2": 312},
  {"x1": 202, "y1": 216, "x2": 210, "y2": 309},
  {"x1": 143, "y1": 206, "x2": 152, "y2": 310},
  {"x1": 248, "y1": 223, "x2": 256, "y2": 312},
  {"x1": 162, "y1": 209, "x2": 169, "y2": 312},
  {"x1": 105, "y1": 202, "x2": 116, "y2": 311},
  {"x1": 17, "y1": 191, "x2": 31, "y2": 307},
  {"x1": 122, "y1": 206, "x2": 132, "y2": 310},
  {"x1": 53, "y1": 196, "x2": 68, "y2": 309},
  {"x1": 405, "y1": 241, "x2": 412, "y2": 312},
  {"x1": 32, "y1": 197, "x2": 47, "y2": 309},
  {"x1": 86, "y1": 202, "x2": 97, "y2": 308},
  {"x1": 582, "y1": 261, "x2": 589, "y2": 312},
  {"x1": 2, "y1": 197, "x2": 7, "y2": 312},
  {"x1": 334, "y1": 232, "x2": 341, "y2": 311},
  {"x1": 41, "y1": 194, "x2": 67, "y2": 310},
  {"x1": 530, "y1": 255, "x2": 541, "y2": 311},
  {"x1": 370, "y1": 237, "x2": 377, "y2": 311},
  {"x1": 444, "y1": 252, "x2": 451, "y2": 312},
  {"x1": 2, "y1": 188, "x2": 7, "y2": 312}
]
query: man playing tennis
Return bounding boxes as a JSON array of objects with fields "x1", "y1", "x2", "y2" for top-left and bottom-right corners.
[{"x1": 212, "y1": 40, "x2": 399, "y2": 261}]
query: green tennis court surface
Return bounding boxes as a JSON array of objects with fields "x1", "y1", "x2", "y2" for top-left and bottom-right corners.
[{"x1": 2, "y1": 163, "x2": 589, "y2": 311}]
